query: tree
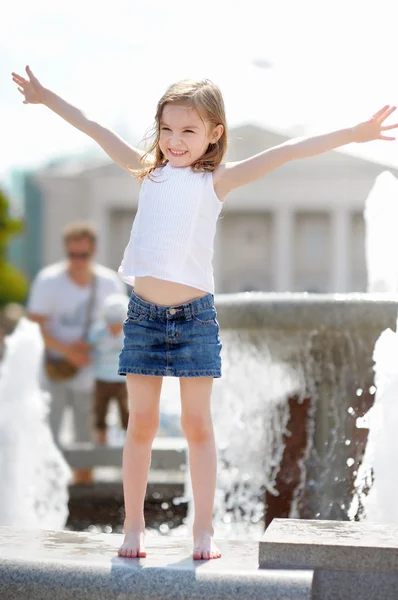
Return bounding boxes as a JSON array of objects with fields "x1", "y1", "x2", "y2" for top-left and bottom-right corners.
[{"x1": 0, "y1": 188, "x2": 28, "y2": 306}]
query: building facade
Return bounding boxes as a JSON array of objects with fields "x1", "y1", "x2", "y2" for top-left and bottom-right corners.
[{"x1": 22, "y1": 124, "x2": 395, "y2": 293}]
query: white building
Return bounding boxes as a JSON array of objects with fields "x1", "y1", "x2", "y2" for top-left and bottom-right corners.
[{"x1": 24, "y1": 124, "x2": 397, "y2": 293}]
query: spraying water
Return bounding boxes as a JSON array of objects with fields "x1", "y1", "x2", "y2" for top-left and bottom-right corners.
[
  {"x1": 351, "y1": 170, "x2": 398, "y2": 521},
  {"x1": 0, "y1": 318, "x2": 70, "y2": 529},
  {"x1": 365, "y1": 171, "x2": 398, "y2": 293},
  {"x1": 350, "y1": 323, "x2": 398, "y2": 522}
]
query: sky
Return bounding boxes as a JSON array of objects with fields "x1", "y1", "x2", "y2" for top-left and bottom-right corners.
[{"x1": 2, "y1": 0, "x2": 398, "y2": 191}]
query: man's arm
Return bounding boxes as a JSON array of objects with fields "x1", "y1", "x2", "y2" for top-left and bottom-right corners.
[{"x1": 28, "y1": 313, "x2": 91, "y2": 368}]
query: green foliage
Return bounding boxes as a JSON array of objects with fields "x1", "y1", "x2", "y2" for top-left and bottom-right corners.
[
  {"x1": 0, "y1": 261, "x2": 28, "y2": 305},
  {"x1": 0, "y1": 188, "x2": 29, "y2": 306}
]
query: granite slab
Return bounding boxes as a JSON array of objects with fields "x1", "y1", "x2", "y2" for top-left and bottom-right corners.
[
  {"x1": 0, "y1": 526, "x2": 312, "y2": 600},
  {"x1": 260, "y1": 518, "x2": 398, "y2": 572}
]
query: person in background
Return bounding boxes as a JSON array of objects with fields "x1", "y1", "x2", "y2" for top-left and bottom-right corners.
[
  {"x1": 88, "y1": 293, "x2": 130, "y2": 445},
  {"x1": 27, "y1": 222, "x2": 125, "y2": 484}
]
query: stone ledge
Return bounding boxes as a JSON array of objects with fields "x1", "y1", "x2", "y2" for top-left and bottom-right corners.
[
  {"x1": 62, "y1": 437, "x2": 187, "y2": 470},
  {"x1": 215, "y1": 292, "x2": 398, "y2": 330},
  {"x1": 0, "y1": 526, "x2": 312, "y2": 600},
  {"x1": 260, "y1": 518, "x2": 398, "y2": 572}
]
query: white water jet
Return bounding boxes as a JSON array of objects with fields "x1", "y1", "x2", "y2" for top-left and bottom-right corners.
[
  {"x1": 351, "y1": 170, "x2": 398, "y2": 522},
  {"x1": 0, "y1": 318, "x2": 71, "y2": 529},
  {"x1": 350, "y1": 322, "x2": 398, "y2": 522},
  {"x1": 365, "y1": 170, "x2": 398, "y2": 293}
]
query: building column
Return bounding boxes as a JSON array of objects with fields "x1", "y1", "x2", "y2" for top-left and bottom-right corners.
[
  {"x1": 331, "y1": 209, "x2": 350, "y2": 293},
  {"x1": 274, "y1": 208, "x2": 293, "y2": 292},
  {"x1": 89, "y1": 180, "x2": 108, "y2": 265}
]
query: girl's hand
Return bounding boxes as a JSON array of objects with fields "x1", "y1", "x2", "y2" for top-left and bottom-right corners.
[
  {"x1": 11, "y1": 66, "x2": 45, "y2": 104},
  {"x1": 352, "y1": 105, "x2": 398, "y2": 143}
]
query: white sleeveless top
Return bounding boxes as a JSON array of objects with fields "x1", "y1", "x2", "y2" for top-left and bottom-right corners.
[{"x1": 118, "y1": 163, "x2": 223, "y2": 294}]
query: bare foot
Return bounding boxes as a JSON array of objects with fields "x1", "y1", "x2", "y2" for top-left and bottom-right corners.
[
  {"x1": 118, "y1": 530, "x2": 146, "y2": 558},
  {"x1": 193, "y1": 531, "x2": 222, "y2": 560}
]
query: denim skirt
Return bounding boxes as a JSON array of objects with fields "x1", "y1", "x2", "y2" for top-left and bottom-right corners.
[{"x1": 118, "y1": 290, "x2": 222, "y2": 378}]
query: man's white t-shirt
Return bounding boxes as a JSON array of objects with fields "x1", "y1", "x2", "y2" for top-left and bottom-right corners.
[{"x1": 27, "y1": 262, "x2": 126, "y2": 391}]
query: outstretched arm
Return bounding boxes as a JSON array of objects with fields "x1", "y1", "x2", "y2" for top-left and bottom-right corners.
[
  {"x1": 215, "y1": 105, "x2": 398, "y2": 197},
  {"x1": 12, "y1": 66, "x2": 150, "y2": 172}
]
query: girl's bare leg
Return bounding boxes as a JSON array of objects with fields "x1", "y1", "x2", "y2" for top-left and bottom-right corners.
[
  {"x1": 180, "y1": 377, "x2": 221, "y2": 560},
  {"x1": 118, "y1": 374, "x2": 162, "y2": 558}
]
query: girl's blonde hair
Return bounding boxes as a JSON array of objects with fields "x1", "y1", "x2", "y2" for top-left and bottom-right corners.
[{"x1": 136, "y1": 79, "x2": 227, "y2": 181}]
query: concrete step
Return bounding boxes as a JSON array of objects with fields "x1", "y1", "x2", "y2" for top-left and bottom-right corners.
[
  {"x1": 62, "y1": 437, "x2": 187, "y2": 470},
  {"x1": 260, "y1": 518, "x2": 398, "y2": 600},
  {"x1": 260, "y1": 518, "x2": 398, "y2": 571},
  {"x1": 0, "y1": 526, "x2": 313, "y2": 600}
]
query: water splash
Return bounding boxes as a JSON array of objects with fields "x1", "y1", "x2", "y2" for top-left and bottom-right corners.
[
  {"x1": 350, "y1": 169, "x2": 398, "y2": 521},
  {"x1": 209, "y1": 325, "x2": 372, "y2": 537},
  {"x1": 0, "y1": 318, "x2": 71, "y2": 529},
  {"x1": 210, "y1": 330, "x2": 305, "y2": 538},
  {"x1": 350, "y1": 321, "x2": 398, "y2": 522}
]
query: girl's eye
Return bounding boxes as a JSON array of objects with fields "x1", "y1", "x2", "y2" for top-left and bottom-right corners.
[
  {"x1": 161, "y1": 127, "x2": 171, "y2": 131},
  {"x1": 184, "y1": 130, "x2": 194, "y2": 134}
]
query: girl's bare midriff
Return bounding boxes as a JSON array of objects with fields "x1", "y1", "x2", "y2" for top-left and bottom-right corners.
[{"x1": 133, "y1": 276, "x2": 208, "y2": 306}]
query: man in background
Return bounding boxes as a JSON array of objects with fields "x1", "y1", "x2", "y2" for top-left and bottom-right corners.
[{"x1": 27, "y1": 222, "x2": 126, "y2": 484}]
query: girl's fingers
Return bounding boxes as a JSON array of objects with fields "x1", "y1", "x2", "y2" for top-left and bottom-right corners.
[
  {"x1": 379, "y1": 135, "x2": 396, "y2": 141},
  {"x1": 26, "y1": 65, "x2": 39, "y2": 84},
  {"x1": 12, "y1": 74, "x2": 27, "y2": 85},
  {"x1": 381, "y1": 123, "x2": 398, "y2": 131},
  {"x1": 17, "y1": 87, "x2": 25, "y2": 95},
  {"x1": 372, "y1": 105, "x2": 390, "y2": 119},
  {"x1": 379, "y1": 106, "x2": 397, "y2": 122}
]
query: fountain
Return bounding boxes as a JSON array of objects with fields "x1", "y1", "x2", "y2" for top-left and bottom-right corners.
[
  {"x1": 0, "y1": 317, "x2": 70, "y2": 529},
  {"x1": 213, "y1": 292, "x2": 398, "y2": 529},
  {"x1": 2, "y1": 302, "x2": 397, "y2": 535}
]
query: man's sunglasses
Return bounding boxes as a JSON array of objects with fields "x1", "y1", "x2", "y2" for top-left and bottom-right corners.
[{"x1": 67, "y1": 251, "x2": 92, "y2": 260}]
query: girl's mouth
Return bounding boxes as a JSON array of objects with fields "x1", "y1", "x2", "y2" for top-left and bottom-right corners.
[{"x1": 168, "y1": 149, "x2": 188, "y2": 157}]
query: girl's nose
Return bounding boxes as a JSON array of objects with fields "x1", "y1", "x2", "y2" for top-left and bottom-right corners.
[{"x1": 170, "y1": 132, "x2": 182, "y2": 146}]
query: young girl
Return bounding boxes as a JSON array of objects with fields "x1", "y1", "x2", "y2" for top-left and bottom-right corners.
[{"x1": 12, "y1": 66, "x2": 397, "y2": 560}]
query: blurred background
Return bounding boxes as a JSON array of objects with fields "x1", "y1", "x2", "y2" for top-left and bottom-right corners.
[{"x1": 2, "y1": 0, "x2": 398, "y2": 297}]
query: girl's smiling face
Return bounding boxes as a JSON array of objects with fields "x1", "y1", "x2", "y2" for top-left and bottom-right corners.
[{"x1": 159, "y1": 103, "x2": 223, "y2": 167}]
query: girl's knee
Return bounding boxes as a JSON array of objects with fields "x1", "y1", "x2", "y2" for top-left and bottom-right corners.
[
  {"x1": 127, "y1": 410, "x2": 159, "y2": 442},
  {"x1": 180, "y1": 414, "x2": 213, "y2": 444}
]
